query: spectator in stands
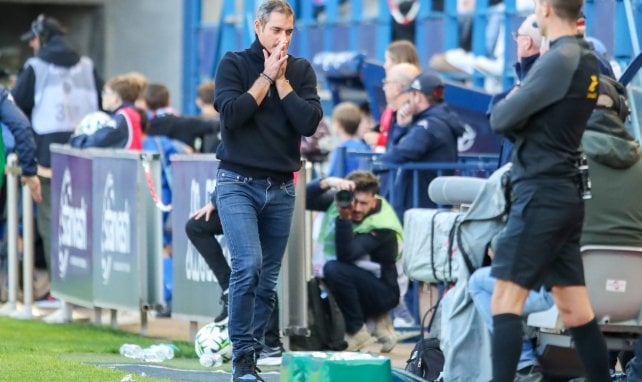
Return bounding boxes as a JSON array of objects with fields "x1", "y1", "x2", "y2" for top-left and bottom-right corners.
[
  {"x1": 383, "y1": 40, "x2": 420, "y2": 72},
  {"x1": 380, "y1": 72, "x2": 464, "y2": 217},
  {"x1": 470, "y1": 74, "x2": 642, "y2": 382},
  {"x1": 0, "y1": 88, "x2": 41, "y2": 202},
  {"x1": 326, "y1": 102, "x2": 371, "y2": 177},
  {"x1": 144, "y1": 83, "x2": 217, "y2": 151},
  {"x1": 364, "y1": 41, "x2": 420, "y2": 152},
  {"x1": 185, "y1": 202, "x2": 285, "y2": 365},
  {"x1": 492, "y1": 14, "x2": 542, "y2": 168},
  {"x1": 194, "y1": 80, "x2": 221, "y2": 153},
  {"x1": 69, "y1": 75, "x2": 143, "y2": 150},
  {"x1": 307, "y1": 171, "x2": 402, "y2": 352},
  {"x1": 213, "y1": 1, "x2": 322, "y2": 380},
  {"x1": 12, "y1": 14, "x2": 101, "y2": 289}
]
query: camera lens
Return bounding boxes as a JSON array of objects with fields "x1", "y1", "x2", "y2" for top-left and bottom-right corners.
[{"x1": 335, "y1": 190, "x2": 353, "y2": 209}]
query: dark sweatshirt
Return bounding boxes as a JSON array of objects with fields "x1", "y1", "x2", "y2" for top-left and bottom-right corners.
[
  {"x1": 214, "y1": 39, "x2": 322, "y2": 179},
  {"x1": 490, "y1": 35, "x2": 600, "y2": 183}
]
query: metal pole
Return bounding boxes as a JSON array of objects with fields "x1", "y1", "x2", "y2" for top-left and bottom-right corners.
[
  {"x1": 0, "y1": 154, "x2": 19, "y2": 316},
  {"x1": 18, "y1": 182, "x2": 34, "y2": 319}
]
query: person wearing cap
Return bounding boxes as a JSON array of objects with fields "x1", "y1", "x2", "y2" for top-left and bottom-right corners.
[
  {"x1": 12, "y1": 14, "x2": 102, "y2": 281},
  {"x1": 378, "y1": 72, "x2": 465, "y2": 218},
  {"x1": 488, "y1": 1, "x2": 610, "y2": 381}
]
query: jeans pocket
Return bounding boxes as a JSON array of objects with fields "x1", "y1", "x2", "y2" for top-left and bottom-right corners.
[{"x1": 282, "y1": 180, "x2": 295, "y2": 197}]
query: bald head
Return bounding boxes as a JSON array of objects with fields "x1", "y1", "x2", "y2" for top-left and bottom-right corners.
[
  {"x1": 516, "y1": 14, "x2": 542, "y2": 59},
  {"x1": 520, "y1": 14, "x2": 542, "y2": 47},
  {"x1": 388, "y1": 63, "x2": 421, "y2": 87}
]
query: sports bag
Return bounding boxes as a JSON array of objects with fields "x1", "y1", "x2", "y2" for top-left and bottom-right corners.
[{"x1": 403, "y1": 209, "x2": 462, "y2": 283}]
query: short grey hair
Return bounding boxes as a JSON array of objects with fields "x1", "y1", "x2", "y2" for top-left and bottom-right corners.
[{"x1": 256, "y1": 0, "x2": 294, "y2": 27}]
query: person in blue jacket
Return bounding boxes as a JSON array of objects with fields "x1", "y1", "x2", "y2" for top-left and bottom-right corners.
[
  {"x1": 0, "y1": 88, "x2": 41, "y2": 202},
  {"x1": 379, "y1": 72, "x2": 464, "y2": 218}
]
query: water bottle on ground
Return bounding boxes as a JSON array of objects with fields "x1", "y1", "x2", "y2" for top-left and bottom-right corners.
[
  {"x1": 143, "y1": 344, "x2": 176, "y2": 362},
  {"x1": 119, "y1": 344, "x2": 143, "y2": 359},
  {"x1": 199, "y1": 353, "x2": 223, "y2": 367}
]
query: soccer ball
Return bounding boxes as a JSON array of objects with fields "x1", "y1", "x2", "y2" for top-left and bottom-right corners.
[
  {"x1": 75, "y1": 111, "x2": 112, "y2": 136},
  {"x1": 194, "y1": 322, "x2": 232, "y2": 362}
]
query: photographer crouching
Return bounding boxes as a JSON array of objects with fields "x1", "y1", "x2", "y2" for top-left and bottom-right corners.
[{"x1": 307, "y1": 171, "x2": 403, "y2": 352}]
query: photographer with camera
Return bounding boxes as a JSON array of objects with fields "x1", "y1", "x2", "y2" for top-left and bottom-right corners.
[{"x1": 306, "y1": 171, "x2": 403, "y2": 352}]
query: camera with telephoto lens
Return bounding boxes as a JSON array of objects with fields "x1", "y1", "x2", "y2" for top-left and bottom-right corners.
[
  {"x1": 577, "y1": 153, "x2": 591, "y2": 200},
  {"x1": 335, "y1": 190, "x2": 353, "y2": 209}
]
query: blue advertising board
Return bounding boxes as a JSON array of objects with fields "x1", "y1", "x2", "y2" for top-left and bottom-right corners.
[
  {"x1": 170, "y1": 154, "x2": 222, "y2": 321},
  {"x1": 50, "y1": 145, "x2": 94, "y2": 306}
]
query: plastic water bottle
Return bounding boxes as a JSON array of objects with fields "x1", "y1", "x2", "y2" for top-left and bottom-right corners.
[
  {"x1": 119, "y1": 344, "x2": 143, "y2": 359},
  {"x1": 199, "y1": 353, "x2": 223, "y2": 368},
  {"x1": 143, "y1": 344, "x2": 175, "y2": 363}
]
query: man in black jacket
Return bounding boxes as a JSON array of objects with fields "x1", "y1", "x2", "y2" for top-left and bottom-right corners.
[
  {"x1": 12, "y1": 15, "x2": 102, "y2": 274},
  {"x1": 213, "y1": 1, "x2": 322, "y2": 381},
  {"x1": 488, "y1": 1, "x2": 609, "y2": 381}
]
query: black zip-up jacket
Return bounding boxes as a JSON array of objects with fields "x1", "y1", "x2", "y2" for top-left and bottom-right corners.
[
  {"x1": 12, "y1": 35, "x2": 103, "y2": 168},
  {"x1": 0, "y1": 88, "x2": 38, "y2": 176},
  {"x1": 214, "y1": 39, "x2": 322, "y2": 179},
  {"x1": 490, "y1": 35, "x2": 600, "y2": 183}
]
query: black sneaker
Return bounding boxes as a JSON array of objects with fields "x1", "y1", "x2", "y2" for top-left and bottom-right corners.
[
  {"x1": 256, "y1": 344, "x2": 284, "y2": 366},
  {"x1": 231, "y1": 351, "x2": 264, "y2": 382},
  {"x1": 214, "y1": 292, "x2": 228, "y2": 325}
]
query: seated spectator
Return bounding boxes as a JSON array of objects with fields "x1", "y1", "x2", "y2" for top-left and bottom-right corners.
[
  {"x1": 144, "y1": 83, "x2": 217, "y2": 151},
  {"x1": 469, "y1": 75, "x2": 642, "y2": 382},
  {"x1": 380, "y1": 72, "x2": 465, "y2": 217},
  {"x1": 364, "y1": 41, "x2": 420, "y2": 152},
  {"x1": 185, "y1": 201, "x2": 284, "y2": 365},
  {"x1": 69, "y1": 75, "x2": 143, "y2": 150},
  {"x1": 326, "y1": 102, "x2": 371, "y2": 177},
  {"x1": 306, "y1": 171, "x2": 402, "y2": 352},
  {"x1": 194, "y1": 80, "x2": 221, "y2": 153}
]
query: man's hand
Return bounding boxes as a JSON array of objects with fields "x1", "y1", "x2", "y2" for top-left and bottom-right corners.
[
  {"x1": 321, "y1": 177, "x2": 355, "y2": 191},
  {"x1": 337, "y1": 206, "x2": 353, "y2": 221},
  {"x1": 396, "y1": 100, "x2": 413, "y2": 127},
  {"x1": 22, "y1": 175, "x2": 41, "y2": 203},
  {"x1": 262, "y1": 40, "x2": 288, "y2": 81},
  {"x1": 191, "y1": 202, "x2": 216, "y2": 221}
]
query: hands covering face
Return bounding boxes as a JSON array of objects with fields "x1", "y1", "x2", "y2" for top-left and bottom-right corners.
[{"x1": 263, "y1": 39, "x2": 288, "y2": 81}]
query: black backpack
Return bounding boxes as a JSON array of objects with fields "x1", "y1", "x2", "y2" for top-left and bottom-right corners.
[
  {"x1": 289, "y1": 278, "x2": 348, "y2": 351},
  {"x1": 405, "y1": 301, "x2": 445, "y2": 381}
]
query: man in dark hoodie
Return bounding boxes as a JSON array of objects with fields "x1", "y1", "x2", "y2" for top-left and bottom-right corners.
[
  {"x1": 12, "y1": 14, "x2": 102, "y2": 276},
  {"x1": 213, "y1": 1, "x2": 322, "y2": 381},
  {"x1": 379, "y1": 72, "x2": 465, "y2": 217}
]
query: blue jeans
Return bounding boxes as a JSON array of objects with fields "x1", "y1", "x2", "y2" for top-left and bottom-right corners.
[
  {"x1": 627, "y1": 339, "x2": 642, "y2": 382},
  {"x1": 215, "y1": 169, "x2": 295, "y2": 358},
  {"x1": 469, "y1": 267, "x2": 554, "y2": 371}
]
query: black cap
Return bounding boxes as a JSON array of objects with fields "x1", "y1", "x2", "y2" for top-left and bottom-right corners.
[
  {"x1": 20, "y1": 15, "x2": 65, "y2": 43},
  {"x1": 400, "y1": 73, "x2": 444, "y2": 97}
]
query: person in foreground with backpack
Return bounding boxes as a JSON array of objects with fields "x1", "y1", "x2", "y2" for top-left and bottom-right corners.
[{"x1": 306, "y1": 170, "x2": 403, "y2": 352}]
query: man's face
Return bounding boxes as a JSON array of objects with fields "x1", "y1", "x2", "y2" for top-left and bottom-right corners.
[
  {"x1": 350, "y1": 191, "x2": 377, "y2": 222},
  {"x1": 101, "y1": 86, "x2": 120, "y2": 112},
  {"x1": 254, "y1": 11, "x2": 294, "y2": 55},
  {"x1": 28, "y1": 36, "x2": 40, "y2": 53},
  {"x1": 382, "y1": 75, "x2": 401, "y2": 106}
]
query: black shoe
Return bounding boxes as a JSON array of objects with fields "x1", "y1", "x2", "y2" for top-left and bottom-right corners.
[
  {"x1": 214, "y1": 292, "x2": 228, "y2": 325},
  {"x1": 256, "y1": 344, "x2": 284, "y2": 366},
  {"x1": 231, "y1": 351, "x2": 264, "y2": 382}
]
